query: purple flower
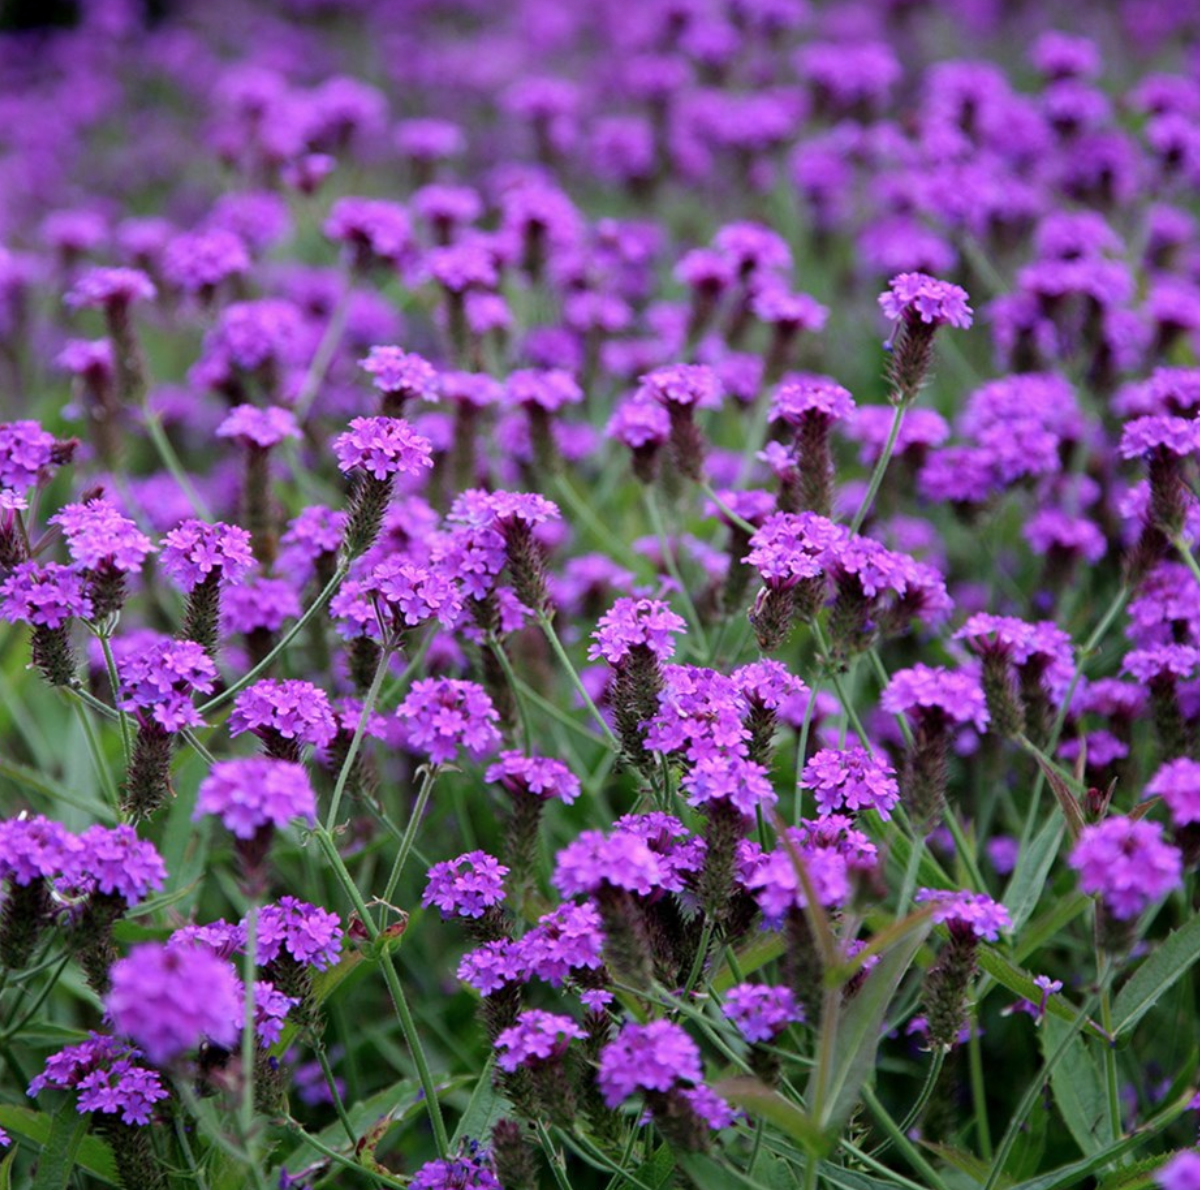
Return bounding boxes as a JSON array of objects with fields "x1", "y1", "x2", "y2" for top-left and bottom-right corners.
[
  {"x1": 1123, "y1": 645, "x2": 1200, "y2": 683},
  {"x1": 106, "y1": 942, "x2": 241, "y2": 1065},
  {"x1": 881, "y1": 664, "x2": 990, "y2": 732},
  {"x1": 332, "y1": 416, "x2": 434, "y2": 479},
  {"x1": 682, "y1": 754, "x2": 778, "y2": 816},
  {"x1": 607, "y1": 396, "x2": 671, "y2": 451},
  {"x1": 638, "y1": 364, "x2": 724, "y2": 411},
  {"x1": 51, "y1": 498, "x2": 154, "y2": 572},
  {"x1": 732, "y1": 660, "x2": 810, "y2": 710},
  {"x1": 0, "y1": 815, "x2": 70, "y2": 885},
  {"x1": 516, "y1": 902, "x2": 605, "y2": 985},
  {"x1": 422, "y1": 851, "x2": 509, "y2": 920},
  {"x1": 62, "y1": 825, "x2": 166, "y2": 906},
  {"x1": 324, "y1": 198, "x2": 413, "y2": 266},
  {"x1": 588, "y1": 597, "x2": 687, "y2": 665},
  {"x1": 802, "y1": 747, "x2": 900, "y2": 820},
  {"x1": 0, "y1": 562, "x2": 92, "y2": 627},
  {"x1": 745, "y1": 835, "x2": 852, "y2": 923},
  {"x1": 1146, "y1": 758, "x2": 1200, "y2": 827},
  {"x1": 256, "y1": 896, "x2": 342, "y2": 971},
  {"x1": 409, "y1": 1153, "x2": 500, "y2": 1190},
  {"x1": 194, "y1": 758, "x2": 317, "y2": 840},
  {"x1": 554, "y1": 829, "x2": 668, "y2": 898},
  {"x1": 117, "y1": 639, "x2": 218, "y2": 732},
  {"x1": 770, "y1": 378, "x2": 855, "y2": 427},
  {"x1": 745, "y1": 512, "x2": 843, "y2": 588},
  {"x1": 1158, "y1": 1152, "x2": 1200, "y2": 1190},
  {"x1": 162, "y1": 228, "x2": 251, "y2": 294},
  {"x1": 723, "y1": 984, "x2": 804, "y2": 1042},
  {"x1": 222, "y1": 575, "x2": 302, "y2": 634},
  {"x1": 359, "y1": 347, "x2": 440, "y2": 401},
  {"x1": 879, "y1": 273, "x2": 974, "y2": 329},
  {"x1": 0, "y1": 421, "x2": 67, "y2": 490},
  {"x1": 505, "y1": 369, "x2": 583, "y2": 413},
  {"x1": 230, "y1": 680, "x2": 337, "y2": 749},
  {"x1": 1068, "y1": 817, "x2": 1183, "y2": 920},
  {"x1": 457, "y1": 939, "x2": 527, "y2": 994},
  {"x1": 29, "y1": 1034, "x2": 168, "y2": 1126},
  {"x1": 367, "y1": 558, "x2": 464, "y2": 630},
  {"x1": 495, "y1": 1010, "x2": 585, "y2": 1072},
  {"x1": 254, "y1": 982, "x2": 298, "y2": 1047},
  {"x1": 485, "y1": 752, "x2": 581, "y2": 804},
  {"x1": 159, "y1": 520, "x2": 255, "y2": 593},
  {"x1": 598, "y1": 1021, "x2": 703, "y2": 1108},
  {"x1": 914, "y1": 889, "x2": 1012, "y2": 941},
  {"x1": 1119, "y1": 415, "x2": 1200, "y2": 459},
  {"x1": 65, "y1": 267, "x2": 156, "y2": 310},
  {"x1": 396, "y1": 678, "x2": 502, "y2": 765},
  {"x1": 644, "y1": 665, "x2": 749, "y2": 759},
  {"x1": 216, "y1": 404, "x2": 301, "y2": 449}
]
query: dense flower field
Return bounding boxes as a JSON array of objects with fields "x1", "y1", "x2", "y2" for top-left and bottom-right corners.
[{"x1": 2, "y1": 0, "x2": 1200, "y2": 1187}]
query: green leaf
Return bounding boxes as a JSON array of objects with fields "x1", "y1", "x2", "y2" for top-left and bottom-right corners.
[
  {"x1": 1003, "y1": 815, "x2": 1063, "y2": 932},
  {"x1": 1112, "y1": 912, "x2": 1200, "y2": 1037},
  {"x1": 0, "y1": 1146, "x2": 16, "y2": 1190},
  {"x1": 820, "y1": 1163, "x2": 925, "y2": 1190},
  {"x1": 1004, "y1": 1092, "x2": 1049, "y2": 1182},
  {"x1": 675, "y1": 1153, "x2": 777, "y2": 1190},
  {"x1": 1040, "y1": 1014, "x2": 1113, "y2": 1156},
  {"x1": 0, "y1": 1106, "x2": 117, "y2": 1187},
  {"x1": 976, "y1": 948, "x2": 1107, "y2": 1041},
  {"x1": 29, "y1": 1102, "x2": 90, "y2": 1190},
  {"x1": 629, "y1": 1144, "x2": 676, "y2": 1190},
  {"x1": 1098, "y1": 1152, "x2": 1184, "y2": 1190},
  {"x1": 450, "y1": 1057, "x2": 507, "y2": 1149},
  {"x1": 811, "y1": 918, "x2": 930, "y2": 1135},
  {"x1": 1030, "y1": 753, "x2": 1085, "y2": 841},
  {"x1": 713, "y1": 933, "x2": 786, "y2": 992},
  {"x1": 711, "y1": 1078, "x2": 824, "y2": 1156},
  {"x1": 921, "y1": 1143, "x2": 1003, "y2": 1187}
]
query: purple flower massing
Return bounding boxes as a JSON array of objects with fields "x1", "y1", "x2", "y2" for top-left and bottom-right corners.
[
  {"x1": 723, "y1": 983, "x2": 804, "y2": 1042},
  {"x1": 324, "y1": 197, "x2": 413, "y2": 266},
  {"x1": 0, "y1": 815, "x2": 71, "y2": 885},
  {"x1": 485, "y1": 751, "x2": 581, "y2": 804},
  {"x1": 409, "y1": 1152, "x2": 501, "y2": 1190},
  {"x1": 638, "y1": 363, "x2": 724, "y2": 410},
  {"x1": 744, "y1": 835, "x2": 851, "y2": 924},
  {"x1": 29, "y1": 1033, "x2": 169, "y2": 1126},
  {"x1": 359, "y1": 346, "x2": 441, "y2": 403},
  {"x1": 162, "y1": 228, "x2": 251, "y2": 294},
  {"x1": 0, "y1": 562, "x2": 93, "y2": 628},
  {"x1": 216, "y1": 403, "x2": 301, "y2": 449},
  {"x1": 396, "y1": 677, "x2": 502, "y2": 764},
  {"x1": 367, "y1": 558, "x2": 464, "y2": 631},
  {"x1": 106, "y1": 942, "x2": 241, "y2": 1065},
  {"x1": 879, "y1": 272, "x2": 974, "y2": 329},
  {"x1": 422, "y1": 851, "x2": 509, "y2": 920},
  {"x1": 65, "y1": 266, "x2": 156, "y2": 310},
  {"x1": 516, "y1": 901, "x2": 605, "y2": 985},
  {"x1": 51, "y1": 498, "x2": 154, "y2": 572},
  {"x1": 505, "y1": 368, "x2": 583, "y2": 413},
  {"x1": 770, "y1": 377, "x2": 856, "y2": 427},
  {"x1": 255, "y1": 895, "x2": 342, "y2": 971},
  {"x1": 116, "y1": 639, "x2": 218, "y2": 732},
  {"x1": 60, "y1": 824, "x2": 167, "y2": 906},
  {"x1": 1068, "y1": 817, "x2": 1183, "y2": 920},
  {"x1": 194, "y1": 757, "x2": 318, "y2": 840},
  {"x1": 159, "y1": 520, "x2": 255, "y2": 592},
  {"x1": 1146, "y1": 758, "x2": 1200, "y2": 827},
  {"x1": 588, "y1": 597, "x2": 687, "y2": 664},
  {"x1": 597, "y1": 1020, "x2": 703, "y2": 1107},
  {"x1": 332, "y1": 415, "x2": 434, "y2": 479},
  {"x1": 495, "y1": 1010, "x2": 586, "y2": 1072},
  {"x1": 914, "y1": 889, "x2": 1012, "y2": 941},
  {"x1": 229, "y1": 679, "x2": 338, "y2": 749},
  {"x1": 802, "y1": 746, "x2": 901, "y2": 820},
  {"x1": 881, "y1": 664, "x2": 991, "y2": 732},
  {"x1": 745, "y1": 511, "x2": 842, "y2": 587}
]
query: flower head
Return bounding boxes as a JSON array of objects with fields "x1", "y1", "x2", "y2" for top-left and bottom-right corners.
[
  {"x1": 422, "y1": 851, "x2": 509, "y2": 919},
  {"x1": 485, "y1": 752, "x2": 581, "y2": 804},
  {"x1": 359, "y1": 347, "x2": 440, "y2": 402},
  {"x1": 194, "y1": 758, "x2": 317, "y2": 840},
  {"x1": 1146, "y1": 758, "x2": 1200, "y2": 827},
  {"x1": 598, "y1": 1021, "x2": 703, "y2": 1107},
  {"x1": 256, "y1": 896, "x2": 342, "y2": 971},
  {"x1": 216, "y1": 404, "x2": 301, "y2": 449},
  {"x1": 29, "y1": 1034, "x2": 168, "y2": 1126},
  {"x1": 882, "y1": 664, "x2": 990, "y2": 731},
  {"x1": 117, "y1": 639, "x2": 218, "y2": 732},
  {"x1": 879, "y1": 272, "x2": 974, "y2": 329},
  {"x1": 62, "y1": 825, "x2": 166, "y2": 906},
  {"x1": 914, "y1": 889, "x2": 1012, "y2": 941},
  {"x1": 332, "y1": 416, "x2": 434, "y2": 480},
  {"x1": 588, "y1": 597, "x2": 687, "y2": 665},
  {"x1": 159, "y1": 520, "x2": 255, "y2": 592},
  {"x1": 723, "y1": 984, "x2": 804, "y2": 1042},
  {"x1": 1068, "y1": 817, "x2": 1183, "y2": 920},
  {"x1": 802, "y1": 747, "x2": 900, "y2": 820},
  {"x1": 0, "y1": 562, "x2": 92, "y2": 627},
  {"x1": 51, "y1": 498, "x2": 154, "y2": 572},
  {"x1": 229, "y1": 679, "x2": 338, "y2": 749},
  {"x1": 396, "y1": 678, "x2": 502, "y2": 764},
  {"x1": 495, "y1": 1010, "x2": 585, "y2": 1072}
]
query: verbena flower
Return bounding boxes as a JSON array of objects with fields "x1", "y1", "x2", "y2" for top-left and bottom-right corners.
[
  {"x1": 117, "y1": 639, "x2": 218, "y2": 732},
  {"x1": 588, "y1": 597, "x2": 686, "y2": 665},
  {"x1": 801, "y1": 747, "x2": 900, "y2": 819},
  {"x1": 914, "y1": 889, "x2": 1012, "y2": 941},
  {"x1": 51, "y1": 498, "x2": 154, "y2": 573},
  {"x1": 1068, "y1": 817, "x2": 1183, "y2": 920},
  {"x1": 1146, "y1": 758, "x2": 1200, "y2": 827},
  {"x1": 0, "y1": 561, "x2": 93, "y2": 627},
  {"x1": 332, "y1": 416, "x2": 434, "y2": 479},
  {"x1": 396, "y1": 678, "x2": 502, "y2": 764},
  {"x1": 106, "y1": 942, "x2": 241, "y2": 1065},
  {"x1": 486, "y1": 752, "x2": 581, "y2": 804},
  {"x1": 409, "y1": 1151, "x2": 501, "y2": 1190},
  {"x1": 597, "y1": 1020, "x2": 703, "y2": 1107},
  {"x1": 29, "y1": 1033, "x2": 168, "y2": 1126},
  {"x1": 723, "y1": 984, "x2": 804, "y2": 1042},
  {"x1": 423, "y1": 852, "x2": 509, "y2": 920},
  {"x1": 229, "y1": 679, "x2": 338, "y2": 753},
  {"x1": 255, "y1": 896, "x2": 342, "y2": 971},
  {"x1": 215, "y1": 404, "x2": 300, "y2": 449},
  {"x1": 62, "y1": 825, "x2": 167, "y2": 907},
  {"x1": 194, "y1": 758, "x2": 318, "y2": 840},
  {"x1": 495, "y1": 1010, "x2": 585, "y2": 1072},
  {"x1": 159, "y1": 520, "x2": 255, "y2": 593}
]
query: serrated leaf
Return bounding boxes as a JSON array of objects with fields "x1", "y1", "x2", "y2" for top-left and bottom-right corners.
[
  {"x1": 629, "y1": 1144, "x2": 676, "y2": 1189},
  {"x1": 921, "y1": 1142, "x2": 1003, "y2": 1186},
  {"x1": 977, "y1": 948, "x2": 1107, "y2": 1041},
  {"x1": 0, "y1": 1107, "x2": 117, "y2": 1187},
  {"x1": 1003, "y1": 815, "x2": 1063, "y2": 932},
  {"x1": 1041, "y1": 1014, "x2": 1113, "y2": 1156},
  {"x1": 1112, "y1": 912, "x2": 1200, "y2": 1037},
  {"x1": 811, "y1": 918, "x2": 930, "y2": 1135},
  {"x1": 1098, "y1": 1151, "x2": 1181, "y2": 1190},
  {"x1": 0, "y1": 1147, "x2": 15, "y2": 1190},
  {"x1": 30, "y1": 1102, "x2": 90, "y2": 1190},
  {"x1": 711, "y1": 1078, "x2": 824, "y2": 1156}
]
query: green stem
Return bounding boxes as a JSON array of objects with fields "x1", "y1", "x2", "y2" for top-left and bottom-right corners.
[
  {"x1": 1097, "y1": 953, "x2": 1123, "y2": 1146},
  {"x1": 681, "y1": 917, "x2": 716, "y2": 1001},
  {"x1": 968, "y1": 1007, "x2": 993, "y2": 1160},
  {"x1": 642, "y1": 488, "x2": 709, "y2": 657},
  {"x1": 875, "y1": 1049, "x2": 945, "y2": 1158},
  {"x1": 71, "y1": 699, "x2": 120, "y2": 817},
  {"x1": 380, "y1": 764, "x2": 439, "y2": 906},
  {"x1": 96, "y1": 631, "x2": 132, "y2": 766},
  {"x1": 849, "y1": 404, "x2": 905, "y2": 535},
  {"x1": 240, "y1": 901, "x2": 258, "y2": 1145},
  {"x1": 535, "y1": 1121, "x2": 575, "y2": 1190},
  {"x1": 200, "y1": 564, "x2": 349, "y2": 715},
  {"x1": 143, "y1": 412, "x2": 213, "y2": 520},
  {"x1": 283, "y1": 1117, "x2": 407, "y2": 1188},
  {"x1": 325, "y1": 645, "x2": 391, "y2": 831},
  {"x1": 487, "y1": 633, "x2": 533, "y2": 753},
  {"x1": 701, "y1": 482, "x2": 758, "y2": 535},
  {"x1": 942, "y1": 811, "x2": 986, "y2": 893},
  {"x1": 861, "y1": 1085, "x2": 950, "y2": 1190},
  {"x1": 315, "y1": 1040, "x2": 359, "y2": 1148},
  {"x1": 537, "y1": 611, "x2": 620, "y2": 750},
  {"x1": 1172, "y1": 536, "x2": 1200, "y2": 588}
]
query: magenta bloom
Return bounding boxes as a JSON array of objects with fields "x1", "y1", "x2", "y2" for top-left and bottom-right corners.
[
  {"x1": 914, "y1": 889, "x2": 1012, "y2": 941},
  {"x1": 422, "y1": 851, "x2": 509, "y2": 919},
  {"x1": 517, "y1": 902, "x2": 605, "y2": 985},
  {"x1": 106, "y1": 942, "x2": 241, "y2": 1065},
  {"x1": 1119, "y1": 415, "x2": 1200, "y2": 460},
  {"x1": 589, "y1": 597, "x2": 687, "y2": 664},
  {"x1": 332, "y1": 416, "x2": 434, "y2": 479},
  {"x1": 253, "y1": 982, "x2": 298, "y2": 1047},
  {"x1": 116, "y1": 639, "x2": 218, "y2": 732},
  {"x1": 598, "y1": 1021, "x2": 704, "y2": 1108},
  {"x1": 1158, "y1": 1152, "x2": 1200, "y2": 1190},
  {"x1": 495, "y1": 1010, "x2": 585, "y2": 1072},
  {"x1": 0, "y1": 562, "x2": 92, "y2": 627},
  {"x1": 65, "y1": 266, "x2": 156, "y2": 309},
  {"x1": 554, "y1": 829, "x2": 670, "y2": 898},
  {"x1": 879, "y1": 272, "x2": 974, "y2": 329},
  {"x1": 1146, "y1": 758, "x2": 1200, "y2": 827},
  {"x1": 0, "y1": 420, "x2": 62, "y2": 490},
  {"x1": 802, "y1": 747, "x2": 900, "y2": 820},
  {"x1": 745, "y1": 836, "x2": 851, "y2": 923},
  {"x1": 162, "y1": 228, "x2": 251, "y2": 294},
  {"x1": 882, "y1": 664, "x2": 990, "y2": 732},
  {"x1": 367, "y1": 559, "x2": 464, "y2": 629},
  {"x1": 723, "y1": 984, "x2": 804, "y2": 1042},
  {"x1": 770, "y1": 378, "x2": 856, "y2": 426},
  {"x1": 216, "y1": 404, "x2": 301, "y2": 449},
  {"x1": 485, "y1": 752, "x2": 581, "y2": 804},
  {"x1": 396, "y1": 678, "x2": 502, "y2": 764},
  {"x1": 62, "y1": 825, "x2": 167, "y2": 906},
  {"x1": 229, "y1": 679, "x2": 337, "y2": 749},
  {"x1": 255, "y1": 896, "x2": 342, "y2": 971},
  {"x1": 638, "y1": 363, "x2": 724, "y2": 410},
  {"x1": 457, "y1": 939, "x2": 527, "y2": 995},
  {"x1": 159, "y1": 520, "x2": 255, "y2": 592},
  {"x1": 745, "y1": 512, "x2": 843, "y2": 588},
  {"x1": 0, "y1": 815, "x2": 70, "y2": 885},
  {"x1": 359, "y1": 346, "x2": 440, "y2": 401},
  {"x1": 194, "y1": 758, "x2": 317, "y2": 839},
  {"x1": 29, "y1": 1033, "x2": 169, "y2": 1126},
  {"x1": 51, "y1": 499, "x2": 154, "y2": 572},
  {"x1": 410, "y1": 1155, "x2": 501, "y2": 1190},
  {"x1": 1068, "y1": 817, "x2": 1183, "y2": 920}
]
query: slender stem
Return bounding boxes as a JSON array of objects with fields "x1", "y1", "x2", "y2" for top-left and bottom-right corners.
[
  {"x1": 850, "y1": 404, "x2": 905, "y2": 534},
  {"x1": 942, "y1": 811, "x2": 986, "y2": 893},
  {"x1": 293, "y1": 281, "x2": 352, "y2": 421},
  {"x1": 381, "y1": 764, "x2": 439, "y2": 905},
  {"x1": 810, "y1": 620, "x2": 873, "y2": 750},
  {"x1": 200, "y1": 564, "x2": 349, "y2": 715},
  {"x1": 487, "y1": 633, "x2": 533, "y2": 753},
  {"x1": 96, "y1": 631, "x2": 132, "y2": 765},
  {"x1": 71, "y1": 699, "x2": 120, "y2": 817},
  {"x1": 886, "y1": 1051, "x2": 945, "y2": 1157},
  {"x1": 968, "y1": 1008, "x2": 993, "y2": 1160},
  {"x1": 861, "y1": 1085, "x2": 950, "y2": 1190},
  {"x1": 535, "y1": 1121, "x2": 575, "y2": 1190},
  {"x1": 537, "y1": 612, "x2": 620, "y2": 750},
  {"x1": 1097, "y1": 952, "x2": 1123, "y2": 1144},
  {"x1": 1173, "y1": 536, "x2": 1200, "y2": 588},
  {"x1": 240, "y1": 900, "x2": 258, "y2": 1145},
  {"x1": 284, "y1": 1117, "x2": 408, "y2": 1188},
  {"x1": 793, "y1": 686, "x2": 817, "y2": 826},
  {"x1": 0, "y1": 954, "x2": 71, "y2": 1042},
  {"x1": 680, "y1": 917, "x2": 716, "y2": 1001},
  {"x1": 143, "y1": 411, "x2": 213, "y2": 520},
  {"x1": 314, "y1": 1040, "x2": 359, "y2": 1147},
  {"x1": 326, "y1": 645, "x2": 392, "y2": 831}
]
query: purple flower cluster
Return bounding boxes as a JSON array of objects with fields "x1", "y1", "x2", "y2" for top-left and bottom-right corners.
[
  {"x1": 333, "y1": 415, "x2": 435, "y2": 479},
  {"x1": 422, "y1": 851, "x2": 509, "y2": 919},
  {"x1": 1068, "y1": 818, "x2": 1183, "y2": 920},
  {"x1": 229, "y1": 679, "x2": 338, "y2": 749},
  {"x1": 256, "y1": 896, "x2": 342, "y2": 971},
  {"x1": 0, "y1": 562, "x2": 93, "y2": 627},
  {"x1": 801, "y1": 747, "x2": 900, "y2": 820},
  {"x1": 1146, "y1": 759, "x2": 1200, "y2": 827},
  {"x1": 882, "y1": 664, "x2": 990, "y2": 732},
  {"x1": 597, "y1": 1020, "x2": 703, "y2": 1107},
  {"x1": 29, "y1": 1034, "x2": 169, "y2": 1125},
  {"x1": 486, "y1": 752, "x2": 581, "y2": 804},
  {"x1": 914, "y1": 889, "x2": 1012, "y2": 941},
  {"x1": 51, "y1": 498, "x2": 154, "y2": 572},
  {"x1": 395, "y1": 678, "x2": 502, "y2": 764},
  {"x1": 117, "y1": 639, "x2": 218, "y2": 731},
  {"x1": 495, "y1": 1010, "x2": 585, "y2": 1072},
  {"x1": 588, "y1": 597, "x2": 687, "y2": 664},
  {"x1": 160, "y1": 519, "x2": 255, "y2": 592},
  {"x1": 194, "y1": 758, "x2": 318, "y2": 839},
  {"x1": 723, "y1": 984, "x2": 804, "y2": 1042}
]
